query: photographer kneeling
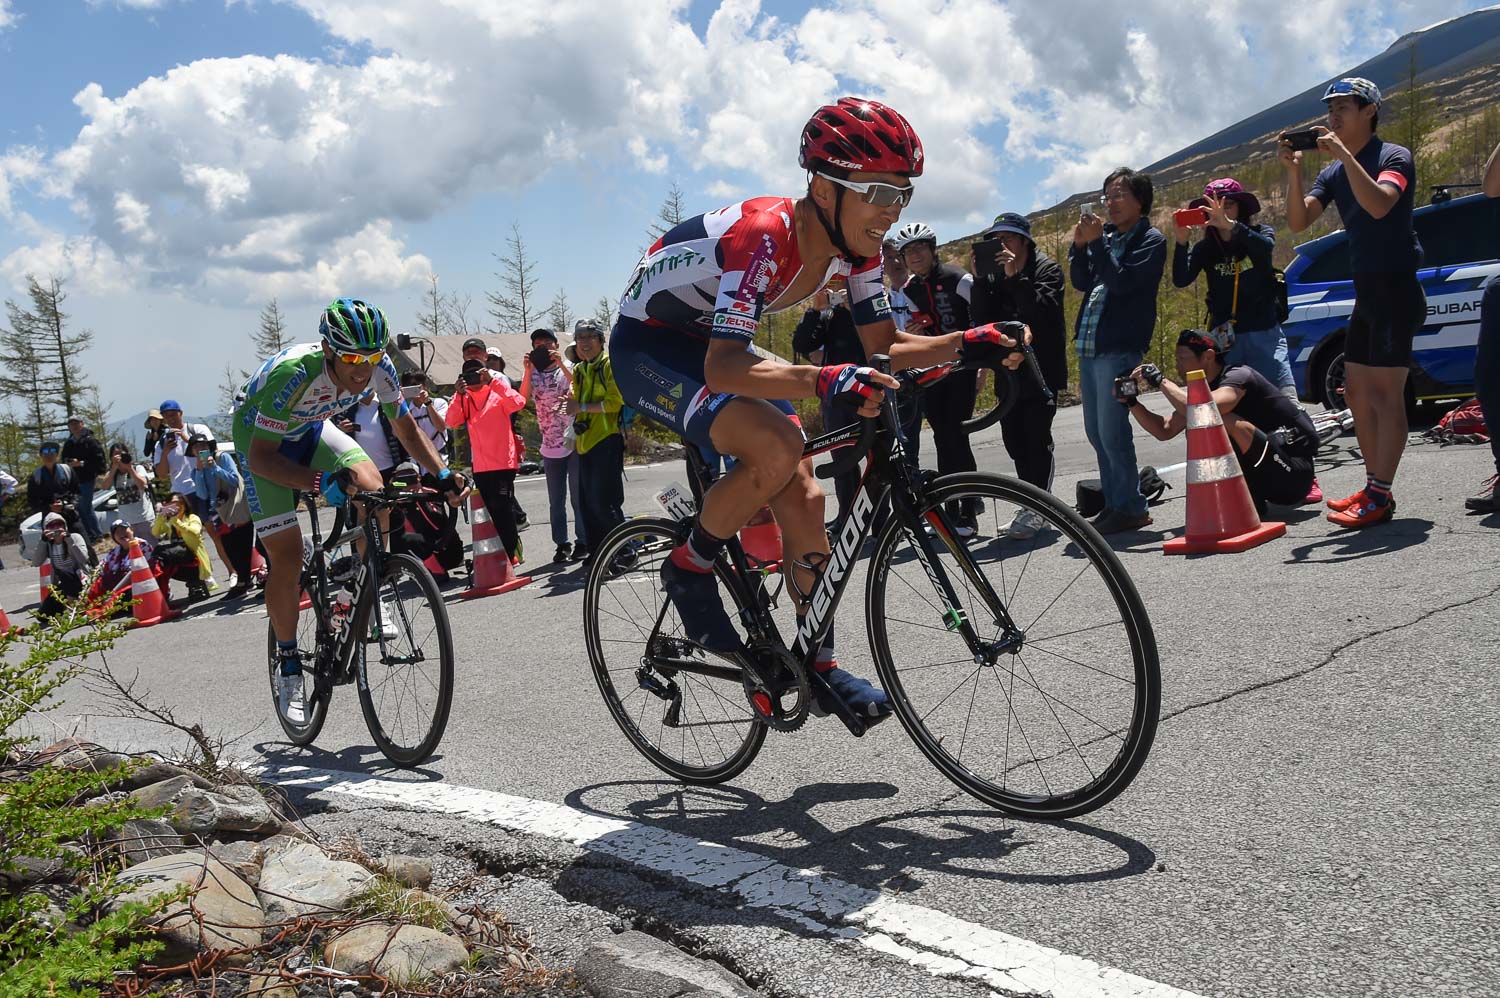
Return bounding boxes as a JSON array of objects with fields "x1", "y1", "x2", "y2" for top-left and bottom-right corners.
[{"x1": 1123, "y1": 328, "x2": 1318, "y2": 514}]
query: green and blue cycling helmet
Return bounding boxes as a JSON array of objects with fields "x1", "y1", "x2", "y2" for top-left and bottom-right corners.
[{"x1": 319, "y1": 297, "x2": 389, "y2": 354}]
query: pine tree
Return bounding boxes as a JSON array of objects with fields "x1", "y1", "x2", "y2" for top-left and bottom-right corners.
[
  {"x1": 0, "y1": 317, "x2": 51, "y2": 441},
  {"x1": 1, "y1": 275, "x2": 96, "y2": 439},
  {"x1": 593, "y1": 295, "x2": 615, "y2": 329},
  {"x1": 416, "y1": 274, "x2": 446, "y2": 338},
  {"x1": 548, "y1": 288, "x2": 572, "y2": 334},
  {"x1": 253, "y1": 298, "x2": 292, "y2": 357},
  {"x1": 646, "y1": 181, "x2": 689, "y2": 244},
  {"x1": 487, "y1": 222, "x2": 539, "y2": 334}
]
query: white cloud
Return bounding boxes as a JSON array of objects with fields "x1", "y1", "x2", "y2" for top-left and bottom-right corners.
[
  {"x1": 3, "y1": 0, "x2": 1468, "y2": 302},
  {"x1": 0, "y1": 1, "x2": 16, "y2": 32}
]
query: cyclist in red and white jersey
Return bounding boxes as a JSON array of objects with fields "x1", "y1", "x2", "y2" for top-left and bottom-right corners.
[{"x1": 611, "y1": 98, "x2": 1028, "y2": 720}]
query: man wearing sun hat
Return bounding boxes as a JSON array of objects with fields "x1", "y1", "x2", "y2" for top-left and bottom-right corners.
[
  {"x1": 1281, "y1": 77, "x2": 1422, "y2": 529},
  {"x1": 970, "y1": 211, "x2": 1068, "y2": 538}
]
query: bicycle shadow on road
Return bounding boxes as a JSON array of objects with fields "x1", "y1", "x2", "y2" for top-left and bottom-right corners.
[
  {"x1": 252, "y1": 741, "x2": 448, "y2": 787},
  {"x1": 1283, "y1": 517, "x2": 1434, "y2": 565},
  {"x1": 564, "y1": 780, "x2": 1155, "y2": 895}
]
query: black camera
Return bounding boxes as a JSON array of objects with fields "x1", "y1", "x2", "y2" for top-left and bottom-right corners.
[
  {"x1": 1280, "y1": 128, "x2": 1320, "y2": 152},
  {"x1": 1114, "y1": 375, "x2": 1139, "y2": 399},
  {"x1": 572, "y1": 416, "x2": 589, "y2": 436},
  {"x1": 462, "y1": 369, "x2": 483, "y2": 386}
]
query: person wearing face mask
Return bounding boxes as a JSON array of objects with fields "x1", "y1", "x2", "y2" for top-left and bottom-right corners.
[{"x1": 520, "y1": 327, "x2": 587, "y2": 563}]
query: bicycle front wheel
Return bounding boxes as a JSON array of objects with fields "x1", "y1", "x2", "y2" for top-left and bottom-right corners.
[
  {"x1": 867, "y1": 473, "x2": 1159, "y2": 819},
  {"x1": 583, "y1": 517, "x2": 766, "y2": 784},
  {"x1": 356, "y1": 553, "x2": 455, "y2": 768}
]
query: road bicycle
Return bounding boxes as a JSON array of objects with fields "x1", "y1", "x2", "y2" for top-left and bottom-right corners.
[
  {"x1": 269, "y1": 468, "x2": 456, "y2": 767},
  {"x1": 584, "y1": 352, "x2": 1161, "y2": 819}
]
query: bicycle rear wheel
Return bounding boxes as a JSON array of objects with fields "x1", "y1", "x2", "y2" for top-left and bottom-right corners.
[
  {"x1": 866, "y1": 473, "x2": 1159, "y2": 819},
  {"x1": 583, "y1": 517, "x2": 766, "y2": 784},
  {"x1": 356, "y1": 553, "x2": 454, "y2": 768},
  {"x1": 266, "y1": 579, "x2": 331, "y2": 746}
]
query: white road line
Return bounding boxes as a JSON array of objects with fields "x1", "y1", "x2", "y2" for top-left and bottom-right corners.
[{"x1": 263, "y1": 765, "x2": 1206, "y2": 998}]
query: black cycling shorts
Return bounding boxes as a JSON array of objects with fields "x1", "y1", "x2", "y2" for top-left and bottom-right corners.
[
  {"x1": 1345, "y1": 272, "x2": 1425, "y2": 368},
  {"x1": 1236, "y1": 425, "x2": 1314, "y2": 507},
  {"x1": 610, "y1": 317, "x2": 798, "y2": 453}
]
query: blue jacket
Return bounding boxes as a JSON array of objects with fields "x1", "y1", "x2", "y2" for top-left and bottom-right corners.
[
  {"x1": 190, "y1": 453, "x2": 240, "y2": 506},
  {"x1": 1068, "y1": 218, "x2": 1167, "y2": 356}
]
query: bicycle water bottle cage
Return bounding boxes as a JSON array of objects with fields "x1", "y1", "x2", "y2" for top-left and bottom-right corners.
[{"x1": 789, "y1": 551, "x2": 829, "y2": 605}]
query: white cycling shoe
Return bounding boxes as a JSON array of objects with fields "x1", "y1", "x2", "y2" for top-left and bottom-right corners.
[
  {"x1": 277, "y1": 671, "x2": 307, "y2": 725},
  {"x1": 369, "y1": 599, "x2": 400, "y2": 641}
]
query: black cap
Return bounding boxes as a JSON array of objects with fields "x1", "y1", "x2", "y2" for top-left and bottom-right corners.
[
  {"x1": 461, "y1": 336, "x2": 486, "y2": 353},
  {"x1": 531, "y1": 327, "x2": 558, "y2": 344},
  {"x1": 983, "y1": 212, "x2": 1033, "y2": 242}
]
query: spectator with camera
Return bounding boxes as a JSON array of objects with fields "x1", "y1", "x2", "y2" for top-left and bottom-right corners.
[
  {"x1": 1282, "y1": 78, "x2": 1420, "y2": 529},
  {"x1": 185, "y1": 434, "x2": 256, "y2": 599},
  {"x1": 60, "y1": 415, "x2": 107, "y2": 543},
  {"x1": 520, "y1": 327, "x2": 587, "y2": 563},
  {"x1": 29, "y1": 512, "x2": 91, "y2": 618},
  {"x1": 107, "y1": 443, "x2": 155, "y2": 540},
  {"x1": 970, "y1": 212, "x2": 1068, "y2": 538},
  {"x1": 1069, "y1": 167, "x2": 1167, "y2": 534},
  {"x1": 567, "y1": 318, "x2": 627, "y2": 566},
  {"x1": 1125, "y1": 328, "x2": 1318, "y2": 513},
  {"x1": 894, "y1": 220, "x2": 984, "y2": 535},
  {"x1": 446, "y1": 347, "x2": 528, "y2": 564},
  {"x1": 460, "y1": 337, "x2": 530, "y2": 530},
  {"x1": 401, "y1": 371, "x2": 449, "y2": 462},
  {"x1": 87, "y1": 519, "x2": 158, "y2": 615},
  {"x1": 151, "y1": 490, "x2": 214, "y2": 603},
  {"x1": 27, "y1": 440, "x2": 79, "y2": 521},
  {"x1": 152, "y1": 400, "x2": 216, "y2": 516}
]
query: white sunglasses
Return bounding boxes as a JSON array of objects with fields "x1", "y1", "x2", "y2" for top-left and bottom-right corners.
[{"x1": 817, "y1": 172, "x2": 915, "y2": 208}]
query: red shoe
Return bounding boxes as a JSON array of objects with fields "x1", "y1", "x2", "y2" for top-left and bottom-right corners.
[
  {"x1": 1326, "y1": 488, "x2": 1367, "y2": 512},
  {"x1": 1327, "y1": 496, "x2": 1394, "y2": 529},
  {"x1": 1303, "y1": 477, "x2": 1324, "y2": 505}
]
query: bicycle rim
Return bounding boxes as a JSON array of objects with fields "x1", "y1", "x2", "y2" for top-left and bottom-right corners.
[
  {"x1": 266, "y1": 589, "x2": 330, "y2": 746},
  {"x1": 867, "y1": 473, "x2": 1160, "y2": 819},
  {"x1": 583, "y1": 517, "x2": 766, "y2": 784},
  {"x1": 356, "y1": 553, "x2": 454, "y2": 768}
]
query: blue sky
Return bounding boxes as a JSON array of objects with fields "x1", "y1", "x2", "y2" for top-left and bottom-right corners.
[{"x1": 0, "y1": 0, "x2": 1481, "y2": 424}]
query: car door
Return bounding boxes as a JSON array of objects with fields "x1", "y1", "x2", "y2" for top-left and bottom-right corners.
[{"x1": 1410, "y1": 196, "x2": 1500, "y2": 397}]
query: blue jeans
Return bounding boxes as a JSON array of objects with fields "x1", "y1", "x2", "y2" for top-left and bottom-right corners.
[
  {"x1": 1225, "y1": 323, "x2": 1296, "y2": 393},
  {"x1": 1477, "y1": 274, "x2": 1500, "y2": 473},
  {"x1": 76, "y1": 478, "x2": 100, "y2": 540},
  {"x1": 543, "y1": 453, "x2": 585, "y2": 547},
  {"x1": 1079, "y1": 352, "x2": 1147, "y2": 516}
]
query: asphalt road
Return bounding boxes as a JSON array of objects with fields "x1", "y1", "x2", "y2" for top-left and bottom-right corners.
[{"x1": 8, "y1": 399, "x2": 1498, "y2": 998}]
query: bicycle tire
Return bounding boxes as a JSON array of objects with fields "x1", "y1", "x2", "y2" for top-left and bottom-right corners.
[
  {"x1": 356, "y1": 552, "x2": 455, "y2": 768},
  {"x1": 266, "y1": 584, "x2": 331, "y2": 746},
  {"x1": 583, "y1": 516, "x2": 767, "y2": 784},
  {"x1": 866, "y1": 473, "x2": 1160, "y2": 819}
]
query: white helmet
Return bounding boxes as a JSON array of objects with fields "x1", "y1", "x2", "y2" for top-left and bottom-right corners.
[{"x1": 893, "y1": 221, "x2": 936, "y2": 250}]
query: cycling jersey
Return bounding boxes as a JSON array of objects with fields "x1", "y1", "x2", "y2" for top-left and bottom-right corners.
[
  {"x1": 231, "y1": 343, "x2": 408, "y2": 535},
  {"x1": 619, "y1": 197, "x2": 893, "y2": 341}
]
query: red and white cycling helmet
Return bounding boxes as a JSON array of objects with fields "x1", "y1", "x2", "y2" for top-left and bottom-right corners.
[{"x1": 799, "y1": 98, "x2": 924, "y2": 178}]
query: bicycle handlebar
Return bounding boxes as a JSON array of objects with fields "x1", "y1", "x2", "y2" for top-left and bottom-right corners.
[{"x1": 814, "y1": 356, "x2": 885, "y2": 482}]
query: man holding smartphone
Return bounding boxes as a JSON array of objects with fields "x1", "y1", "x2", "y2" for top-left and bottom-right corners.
[
  {"x1": 1282, "y1": 77, "x2": 1421, "y2": 529},
  {"x1": 970, "y1": 212, "x2": 1067, "y2": 538}
]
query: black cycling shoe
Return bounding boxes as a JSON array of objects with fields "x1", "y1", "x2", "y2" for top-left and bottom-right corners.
[{"x1": 660, "y1": 558, "x2": 741, "y2": 652}]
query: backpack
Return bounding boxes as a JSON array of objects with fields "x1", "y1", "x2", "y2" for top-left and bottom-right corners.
[{"x1": 1425, "y1": 398, "x2": 1489, "y2": 445}]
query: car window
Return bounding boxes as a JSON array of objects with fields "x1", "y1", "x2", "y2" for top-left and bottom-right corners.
[
  {"x1": 1298, "y1": 237, "x2": 1352, "y2": 285},
  {"x1": 1413, "y1": 197, "x2": 1500, "y2": 270}
]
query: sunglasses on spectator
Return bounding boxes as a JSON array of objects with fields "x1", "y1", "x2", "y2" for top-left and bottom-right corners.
[
  {"x1": 334, "y1": 349, "x2": 385, "y2": 366},
  {"x1": 39, "y1": 446, "x2": 59, "y2": 454},
  {"x1": 817, "y1": 173, "x2": 915, "y2": 208}
]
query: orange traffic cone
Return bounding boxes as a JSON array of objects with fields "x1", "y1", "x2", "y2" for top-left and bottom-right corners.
[
  {"x1": 126, "y1": 537, "x2": 179, "y2": 627},
  {"x1": 460, "y1": 490, "x2": 531, "y2": 599},
  {"x1": 0, "y1": 600, "x2": 12, "y2": 633},
  {"x1": 739, "y1": 506, "x2": 782, "y2": 571},
  {"x1": 38, "y1": 558, "x2": 52, "y2": 605},
  {"x1": 1164, "y1": 370, "x2": 1286, "y2": 555}
]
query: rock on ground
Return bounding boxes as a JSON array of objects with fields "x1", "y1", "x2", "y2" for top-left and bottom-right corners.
[
  {"x1": 324, "y1": 922, "x2": 470, "y2": 984},
  {"x1": 105, "y1": 817, "x2": 184, "y2": 865},
  {"x1": 173, "y1": 784, "x2": 282, "y2": 837},
  {"x1": 113, "y1": 851, "x2": 264, "y2": 963},
  {"x1": 256, "y1": 841, "x2": 373, "y2": 922},
  {"x1": 575, "y1": 930, "x2": 761, "y2": 998}
]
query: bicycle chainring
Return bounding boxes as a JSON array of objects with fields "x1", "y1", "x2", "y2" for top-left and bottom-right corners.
[{"x1": 741, "y1": 645, "x2": 811, "y2": 733}]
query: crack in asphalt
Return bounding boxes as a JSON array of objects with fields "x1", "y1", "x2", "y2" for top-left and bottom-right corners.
[{"x1": 1158, "y1": 581, "x2": 1500, "y2": 727}]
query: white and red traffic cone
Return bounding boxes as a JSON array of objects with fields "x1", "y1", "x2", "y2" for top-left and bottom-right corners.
[
  {"x1": 1164, "y1": 370, "x2": 1286, "y2": 555},
  {"x1": 37, "y1": 558, "x2": 52, "y2": 605},
  {"x1": 460, "y1": 490, "x2": 531, "y2": 599},
  {"x1": 126, "y1": 537, "x2": 179, "y2": 627}
]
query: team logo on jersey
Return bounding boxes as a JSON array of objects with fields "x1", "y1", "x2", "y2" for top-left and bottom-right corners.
[
  {"x1": 255, "y1": 414, "x2": 289, "y2": 434},
  {"x1": 729, "y1": 299, "x2": 755, "y2": 316},
  {"x1": 654, "y1": 394, "x2": 678, "y2": 413},
  {"x1": 272, "y1": 366, "x2": 310, "y2": 412},
  {"x1": 714, "y1": 313, "x2": 757, "y2": 335},
  {"x1": 634, "y1": 364, "x2": 676, "y2": 391},
  {"x1": 669, "y1": 383, "x2": 683, "y2": 399}
]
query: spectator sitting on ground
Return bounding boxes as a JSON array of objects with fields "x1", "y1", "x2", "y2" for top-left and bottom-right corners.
[
  {"x1": 107, "y1": 443, "x2": 156, "y2": 540},
  {"x1": 520, "y1": 327, "x2": 587, "y2": 563},
  {"x1": 87, "y1": 519, "x2": 157, "y2": 615},
  {"x1": 1124, "y1": 328, "x2": 1318, "y2": 514},
  {"x1": 60, "y1": 415, "x2": 107, "y2": 543},
  {"x1": 970, "y1": 211, "x2": 1069, "y2": 539},
  {"x1": 186, "y1": 435, "x2": 256, "y2": 600},
  {"x1": 1068, "y1": 166, "x2": 1168, "y2": 535},
  {"x1": 152, "y1": 400, "x2": 216, "y2": 517},
  {"x1": 567, "y1": 318, "x2": 627, "y2": 568},
  {"x1": 446, "y1": 356, "x2": 528, "y2": 564},
  {"x1": 151, "y1": 491, "x2": 214, "y2": 603},
  {"x1": 29, "y1": 512, "x2": 91, "y2": 618},
  {"x1": 401, "y1": 371, "x2": 450, "y2": 462}
]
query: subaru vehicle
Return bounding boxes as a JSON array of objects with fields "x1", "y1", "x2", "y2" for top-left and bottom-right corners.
[{"x1": 1285, "y1": 190, "x2": 1500, "y2": 407}]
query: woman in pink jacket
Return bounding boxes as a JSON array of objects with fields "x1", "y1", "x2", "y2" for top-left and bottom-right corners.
[{"x1": 446, "y1": 359, "x2": 527, "y2": 562}]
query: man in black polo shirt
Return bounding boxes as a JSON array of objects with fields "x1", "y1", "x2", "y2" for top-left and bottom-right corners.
[
  {"x1": 1124, "y1": 329, "x2": 1317, "y2": 512},
  {"x1": 1282, "y1": 77, "x2": 1421, "y2": 529}
]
